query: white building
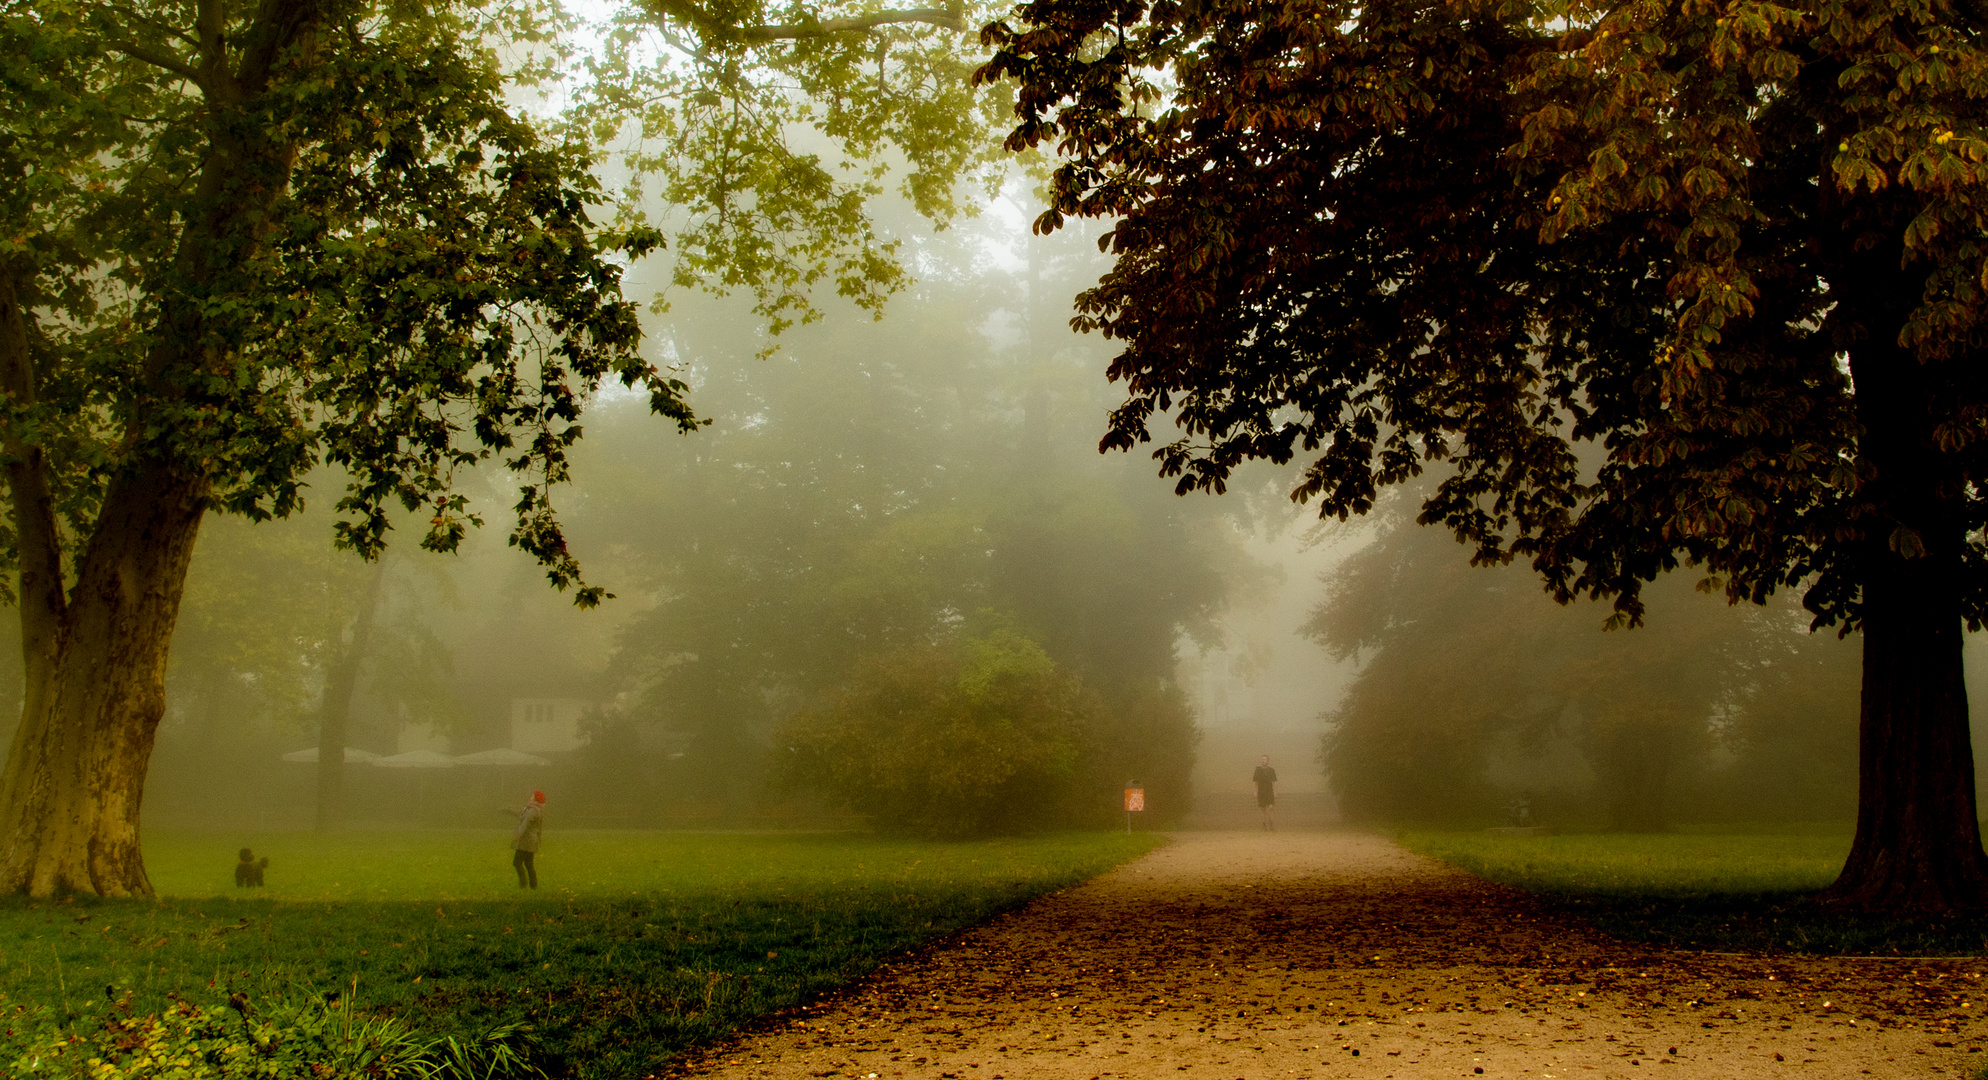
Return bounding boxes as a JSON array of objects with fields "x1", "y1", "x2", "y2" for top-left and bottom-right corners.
[{"x1": 510, "y1": 697, "x2": 590, "y2": 753}]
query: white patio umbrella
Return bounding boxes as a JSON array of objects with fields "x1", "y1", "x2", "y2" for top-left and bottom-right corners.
[
  {"x1": 452, "y1": 748, "x2": 551, "y2": 766},
  {"x1": 280, "y1": 746, "x2": 379, "y2": 764},
  {"x1": 371, "y1": 749, "x2": 457, "y2": 769}
]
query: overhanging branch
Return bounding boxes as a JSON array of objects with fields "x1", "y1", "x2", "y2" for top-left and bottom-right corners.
[
  {"x1": 641, "y1": 0, "x2": 965, "y2": 44},
  {"x1": 106, "y1": 39, "x2": 201, "y2": 81}
]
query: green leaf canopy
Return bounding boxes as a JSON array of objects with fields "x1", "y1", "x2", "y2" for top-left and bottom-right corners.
[{"x1": 4, "y1": 0, "x2": 693, "y2": 601}]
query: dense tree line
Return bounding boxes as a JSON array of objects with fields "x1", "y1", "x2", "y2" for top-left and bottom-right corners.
[{"x1": 1314, "y1": 495, "x2": 1860, "y2": 829}]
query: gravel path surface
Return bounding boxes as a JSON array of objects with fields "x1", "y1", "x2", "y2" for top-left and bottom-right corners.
[{"x1": 663, "y1": 831, "x2": 1988, "y2": 1079}]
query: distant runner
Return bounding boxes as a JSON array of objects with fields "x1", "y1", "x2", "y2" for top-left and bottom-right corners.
[
  {"x1": 512, "y1": 790, "x2": 545, "y2": 888},
  {"x1": 1253, "y1": 756, "x2": 1277, "y2": 831}
]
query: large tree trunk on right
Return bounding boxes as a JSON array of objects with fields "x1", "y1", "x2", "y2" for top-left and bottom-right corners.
[
  {"x1": 1821, "y1": 221, "x2": 1988, "y2": 914},
  {"x1": 1824, "y1": 547, "x2": 1987, "y2": 914}
]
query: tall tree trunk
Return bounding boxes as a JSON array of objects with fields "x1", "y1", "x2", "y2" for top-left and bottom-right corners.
[
  {"x1": 1822, "y1": 227, "x2": 1988, "y2": 913},
  {"x1": 1825, "y1": 544, "x2": 1986, "y2": 913},
  {"x1": 0, "y1": 463, "x2": 207, "y2": 897},
  {"x1": 316, "y1": 560, "x2": 386, "y2": 832},
  {"x1": 0, "y1": 268, "x2": 212, "y2": 896},
  {"x1": 1592, "y1": 717, "x2": 1679, "y2": 834},
  {"x1": 0, "y1": 0, "x2": 325, "y2": 897}
]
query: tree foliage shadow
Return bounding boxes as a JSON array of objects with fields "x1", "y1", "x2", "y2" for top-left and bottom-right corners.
[{"x1": 1540, "y1": 889, "x2": 1988, "y2": 957}]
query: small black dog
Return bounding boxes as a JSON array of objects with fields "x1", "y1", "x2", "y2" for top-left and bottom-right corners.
[{"x1": 235, "y1": 848, "x2": 268, "y2": 887}]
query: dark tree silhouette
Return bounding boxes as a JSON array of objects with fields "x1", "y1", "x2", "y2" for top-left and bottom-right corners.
[{"x1": 982, "y1": 0, "x2": 1988, "y2": 910}]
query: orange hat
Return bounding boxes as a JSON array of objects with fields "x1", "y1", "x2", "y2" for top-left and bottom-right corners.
[{"x1": 532, "y1": 790, "x2": 546, "y2": 803}]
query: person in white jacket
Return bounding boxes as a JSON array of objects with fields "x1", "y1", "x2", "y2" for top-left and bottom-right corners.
[{"x1": 512, "y1": 790, "x2": 545, "y2": 888}]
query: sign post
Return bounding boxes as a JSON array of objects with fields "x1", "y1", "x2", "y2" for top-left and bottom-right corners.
[{"x1": 1123, "y1": 780, "x2": 1145, "y2": 834}]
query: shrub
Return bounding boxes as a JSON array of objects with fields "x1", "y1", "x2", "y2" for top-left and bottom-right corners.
[
  {"x1": 0, "y1": 991, "x2": 541, "y2": 1080},
  {"x1": 781, "y1": 630, "x2": 1100, "y2": 836},
  {"x1": 1072, "y1": 678, "x2": 1198, "y2": 829}
]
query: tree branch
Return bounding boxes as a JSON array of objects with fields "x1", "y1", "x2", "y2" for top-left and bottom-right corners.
[
  {"x1": 740, "y1": 7, "x2": 965, "y2": 40},
  {"x1": 0, "y1": 267, "x2": 70, "y2": 675},
  {"x1": 106, "y1": 39, "x2": 201, "y2": 81},
  {"x1": 640, "y1": 0, "x2": 964, "y2": 43},
  {"x1": 236, "y1": 0, "x2": 326, "y2": 96},
  {"x1": 196, "y1": 0, "x2": 225, "y2": 59},
  {"x1": 193, "y1": 0, "x2": 245, "y2": 99}
]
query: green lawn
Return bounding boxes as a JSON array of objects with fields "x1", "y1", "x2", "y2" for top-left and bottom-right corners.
[
  {"x1": 1397, "y1": 826, "x2": 1988, "y2": 956},
  {"x1": 0, "y1": 829, "x2": 1162, "y2": 1078},
  {"x1": 1398, "y1": 827, "x2": 1852, "y2": 897}
]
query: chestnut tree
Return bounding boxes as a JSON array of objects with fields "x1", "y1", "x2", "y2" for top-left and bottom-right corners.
[{"x1": 981, "y1": 0, "x2": 1988, "y2": 910}]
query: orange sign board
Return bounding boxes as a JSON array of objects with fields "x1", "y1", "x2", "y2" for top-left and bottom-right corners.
[{"x1": 1123, "y1": 788, "x2": 1145, "y2": 812}]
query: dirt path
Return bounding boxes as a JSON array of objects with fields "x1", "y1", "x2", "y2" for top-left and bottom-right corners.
[{"x1": 663, "y1": 831, "x2": 1988, "y2": 1079}]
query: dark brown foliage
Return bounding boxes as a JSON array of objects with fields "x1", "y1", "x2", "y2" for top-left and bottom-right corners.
[{"x1": 980, "y1": 0, "x2": 1988, "y2": 909}]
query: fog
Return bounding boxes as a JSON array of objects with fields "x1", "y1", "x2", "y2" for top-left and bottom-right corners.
[
  {"x1": 1310, "y1": 485, "x2": 1988, "y2": 830},
  {"x1": 117, "y1": 193, "x2": 1234, "y2": 834},
  {"x1": 4, "y1": 192, "x2": 1953, "y2": 838},
  {"x1": 1179, "y1": 517, "x2": 1363, "y2": 827}
]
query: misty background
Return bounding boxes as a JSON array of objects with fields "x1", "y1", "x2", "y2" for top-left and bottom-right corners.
[{"x1": 2, "y1": 188, "x2": 1978, "y2": 836}]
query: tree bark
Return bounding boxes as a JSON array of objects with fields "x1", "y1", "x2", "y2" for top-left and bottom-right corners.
[
  {"x1": 1820, "y1": 221, "x2": 1988, "y2": 914},
  {"x1": 315, "y1": 560, "x2": 386, "y2": 832},
  {"x1": 1825, "y1": 543, "x2": 1987, "y2": 913},
  {"x1": 0, "y1": 462, "x2": 207, "y2": 897}
]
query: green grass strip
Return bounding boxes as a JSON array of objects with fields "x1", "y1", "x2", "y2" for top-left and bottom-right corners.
[
  {"x1": 1397, "y1": 827, "x2": 1988, "y2": 956},
  {"x1": 0, "y1": 829, "x2": 1162, "y2": 1078},
  {"x1": 1398, "y1": 828, "x2": 1850, "y2": 898}
]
